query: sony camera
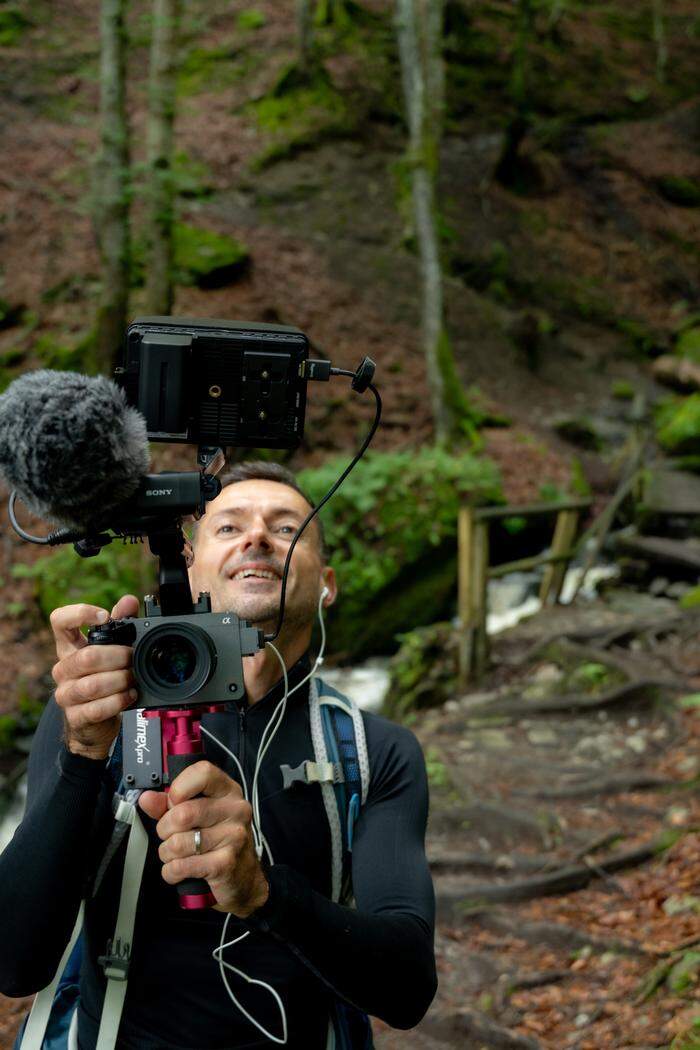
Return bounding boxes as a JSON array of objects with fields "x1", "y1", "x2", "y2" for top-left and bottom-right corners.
[{"x1": 88, "y1": 593, "x2": 263, "y2": 710}]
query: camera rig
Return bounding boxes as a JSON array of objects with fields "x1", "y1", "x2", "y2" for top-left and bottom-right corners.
[{"x1": 6, "y1": 316, "x2": 381, "y2": 909}]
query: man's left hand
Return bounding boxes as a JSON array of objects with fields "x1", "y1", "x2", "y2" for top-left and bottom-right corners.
[{"x1": 138, "y1": 761, "x2": 269, "y2": 918}]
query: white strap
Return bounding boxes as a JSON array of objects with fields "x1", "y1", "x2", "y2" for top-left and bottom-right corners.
[
  {"x1": 19, "y1": 904, "x2": 84, "y2": 1050},
  {"x1": 95, "y1": 801, "x2": 149, "y2": 1050},
  {"x1": 309, "y1": 679, "x2": 343, "y2": 903}
]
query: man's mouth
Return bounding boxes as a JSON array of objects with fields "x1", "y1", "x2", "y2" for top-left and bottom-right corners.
[{"x1": 228, "y1": 565, "x2": 281, "y2": 582}]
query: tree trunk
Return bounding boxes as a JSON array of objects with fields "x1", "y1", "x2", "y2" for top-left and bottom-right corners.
[
  {"x1": 95, "y1": 0, "x2": 130, "y2": 370},
  {"x1": 297, "y1": 0, "x2": 315, "y2": 73},
  {"x1": 652, "y1": 0, "x2": 667, "y2": 84},
  {"x1": 396, "y1": 0, "x2": 456, "y2": 442},
  {"x1": 145, "y1": 0, "x2": 181, "y2": 316}
]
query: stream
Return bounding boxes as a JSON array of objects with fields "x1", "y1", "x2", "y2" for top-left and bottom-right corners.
[{"x1": 0, "y1": 561, "x2": 618, "y2": 851}]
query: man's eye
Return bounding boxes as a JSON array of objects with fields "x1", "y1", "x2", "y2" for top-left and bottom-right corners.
[
  {"x1": 216, "y1": 524, "x2": 238, "y2": 535},
  {"x1": 277, "y1": 525, "x2": 296, "y2": 535}
]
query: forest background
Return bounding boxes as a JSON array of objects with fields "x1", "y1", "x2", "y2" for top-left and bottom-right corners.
[{"x1": 1, "y1": 1, "x2": 700, "y2": 1048}]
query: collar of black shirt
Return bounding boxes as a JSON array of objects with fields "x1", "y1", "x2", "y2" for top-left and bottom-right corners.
[{"x1": 226, "y1": 651, "x2": 312, "y2": 714}]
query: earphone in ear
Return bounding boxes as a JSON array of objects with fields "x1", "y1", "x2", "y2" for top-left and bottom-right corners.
[{"x1": 321, "y1": 586, "x2": 330, "y2": 600}]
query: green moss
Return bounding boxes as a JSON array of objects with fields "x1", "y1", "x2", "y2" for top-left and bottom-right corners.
[
  {"x1": 173, "y1": 223, "x2": 249, "y2": 288},
  {"x1": 677, "y1": 328, "x2": 700, "y2": 363},
  {"x1": 249, "y1": 72, "x2": 354, "y2": 170},
  {"x1": 657, "y1": 395, "x2": 700, "y2": 454},
  {"x1": 680, "y1": 586, "x2": 700, "y2": 610},
  {"x1": 612, "y1": 380, "x2": 636, "y2": 400},
  {"x1": 12, "y1": 541, "x2": 154, "y2": 622},
  {"x1": 0, "y1": 7, "x2": 32, "y2": 46},
  {"x1": 131, "y1": 224, "x2": 249, "y2": 290},
  {"x1": 237, "y1": 9, "x2": 266, "y2": 31},
  {"x1": 657, "y1": 177, "x2": 700, "y2": 208},
  {"x1": 177, "y1": 45, "x2": 256, "y2": 96},
  {"x1": 669, "y1": 952, "x2": 700, "y2": 995},
  {"x1": 172, "y1": 151, "x2": 215, "y2": 200}
]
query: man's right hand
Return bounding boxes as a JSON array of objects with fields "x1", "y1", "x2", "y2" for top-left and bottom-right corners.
[{"x1": 51, "y1": 595, "x2": 140, "y2": 761}]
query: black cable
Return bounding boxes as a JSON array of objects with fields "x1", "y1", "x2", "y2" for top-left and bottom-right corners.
[
  {"x1": 265, "y1": 378, "x2": 382, "y2": 643},
  {"x1": 8, "y1": 491, "x2": 85, "y2": 546}
]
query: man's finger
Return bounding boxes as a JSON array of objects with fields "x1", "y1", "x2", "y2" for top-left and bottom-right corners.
[
  {"x1": 168, "y1": 761, "x2": 243, "y2": 806},
  {"x1": 138, "y1": 791, "x2": 169, "y2": 821},
  {"x1": 110, "y1": 594, "x2": 140, "y2": 620},
  {"x1": 50, "y1": 604, "x2": 110, "y2": 661}
]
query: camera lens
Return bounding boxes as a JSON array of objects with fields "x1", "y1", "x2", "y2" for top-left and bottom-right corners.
[
  {"x1": 134, "y1": 623, "x2": 216, "y2": 702},
  {"x1": 150, "y1": 636, "x2": 198, "y2": 686}
]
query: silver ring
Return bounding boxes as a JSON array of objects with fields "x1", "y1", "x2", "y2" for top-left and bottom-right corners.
[{"x1": 193, "y1": 829, "x2": 202, "y2": 855}]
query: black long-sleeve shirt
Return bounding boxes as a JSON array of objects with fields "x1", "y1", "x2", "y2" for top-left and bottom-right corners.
[{"x1": 0, "y1": 659, "x2": 437, "y2": 1049}]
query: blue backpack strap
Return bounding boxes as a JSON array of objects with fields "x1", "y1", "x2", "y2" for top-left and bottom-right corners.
[{"x1": 315, "y1": 679, "x2": 369, "y2": 864}]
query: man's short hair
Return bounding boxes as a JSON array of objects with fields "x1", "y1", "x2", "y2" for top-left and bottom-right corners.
[{"x1": 194, "y1": 460, "x2": 327, "y2": 559}]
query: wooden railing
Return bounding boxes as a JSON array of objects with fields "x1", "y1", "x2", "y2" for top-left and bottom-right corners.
[{"x1": 458, "y1": 498, "x2": 592, "y2": 685}]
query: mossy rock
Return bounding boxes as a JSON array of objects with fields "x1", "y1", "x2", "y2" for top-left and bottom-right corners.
[
  {"x1": 249, "y1": 71, "x2": 354, "y2": 170},
  {"x1": 657, "y1": 395, "x2": 700, "y2": 454},
  {"x1": 383, "y1": 622, "x2": 458, "y2": 722},
  {"x1": 657, "y1": 177, "x2": 700, "y2": 208},
  {"x1": 12, "y1": 542, "x2": 155, "y2": 622},
  {"x1": 299, "y1": 448, "x2": 502, "y2": 660},
  {"x1": 131, "y1": 224, "x2": 250, "y2": 290},
  {"x1": 553, "y1": 416, "x2": 603, "y2": 452},
  {"x1": 173, "y1": 223, "x2": 250, "y2": 288}
]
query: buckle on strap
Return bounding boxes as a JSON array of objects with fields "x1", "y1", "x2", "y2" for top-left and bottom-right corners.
[
  {"x1": 98, "y1": 937, "x2": 131, "y2": 981},
  {"x1": 280, "y1": 759, "x2": 344, "y2": 790}
]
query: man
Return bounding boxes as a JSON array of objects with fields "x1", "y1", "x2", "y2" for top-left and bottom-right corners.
[{"x1": 0, "y1": 462, "x2": 437, "y2": 1049}]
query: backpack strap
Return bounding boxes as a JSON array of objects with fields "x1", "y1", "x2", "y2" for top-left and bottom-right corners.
[
  {"x1": 308, "y1": 678, "x2": 370, "y2": 904},
  {"x1": 95, "y1": 795, "x2": 149, "y2": 1050}
]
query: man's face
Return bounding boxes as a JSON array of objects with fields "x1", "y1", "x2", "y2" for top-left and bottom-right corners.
[{"x1": 187, "y1": 478, "x2": 335, "y2": 635}]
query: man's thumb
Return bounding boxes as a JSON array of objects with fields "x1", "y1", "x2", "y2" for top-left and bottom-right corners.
[{"x1": 138, "y1": 790, "x2": 169, "y2": 820}]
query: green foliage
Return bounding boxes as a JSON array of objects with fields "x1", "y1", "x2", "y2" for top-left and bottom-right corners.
[
  {"x1": 32, "y1": 331, "x2": 97, "y2": 374},
  {"x1": 669, "y1": 952, "x2": 700, "y2": 995},
  {"x1": 237, "y1": 9, "x2": 266, "y2": 31},
  {"x1": 616, "y1": 317, "x2": 662, "y2": 356},
  {"x1": 177, "y1": 45, "x2": 259, "y2": 96},
  {"x1": 657, "y1": 177, "x2": 700, "y2": 208},
  {"x1": 677, "y1": 328, "x2": 700, "y2": 363},
  {"x1": 657, "y1": 395, "x2": 700, "y2": 454},
  {"x1": 425, "y1": 746, "x2": 450, "y2": 789},
  {"x1": 567, "y1": 661, "x2": 616, "y2": 693},
  {"x1": 299, "y1": 449, "x2": 502, "y2": 657},
  {"x1": 172, "y1": 151, "x2": 215, "y2": 200},
  {"x1": 12, "y1": 542, "x2": 154, "y2": 622},
  {"x1": 384, "y1": 622, "x2": 459, "y2": 721},
  {"x1": 0, "y1": 7, "x2": 32, "y2": 46},
  {"x1": 680, "y1": 589, "x2": 700, "y2": 611},
  {"x1": 671, "y1": 1016, "x2": 700, "y2": 1050},
  {"x1": 503, "y1": 515, "x2": 528, "y2": 535}
]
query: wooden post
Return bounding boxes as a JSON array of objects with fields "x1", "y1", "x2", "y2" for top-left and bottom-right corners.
[
  {"x1": 472, "y1": 520, "x2": 490, "y2": 680},
  {"x1": 457, "y1": 505, "x2": 474, "y2": 688},
  {"x1": 539, "y1": 509, "x2": 579, "y2": 605}
]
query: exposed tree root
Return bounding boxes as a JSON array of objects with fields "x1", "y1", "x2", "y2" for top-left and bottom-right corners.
[
  {"x1": 515, "y1": 771, "x2": 676, "y2": 799},
  {"x1": 438, "y1": 834, "x2": 678, "y2": 909}
]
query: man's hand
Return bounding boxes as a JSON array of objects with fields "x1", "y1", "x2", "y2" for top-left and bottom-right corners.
[
  {"x1": 138, "y1": 761, "x2": 270, "y2": 918},
  {"x1": 51, "y1": 594, "x2": 139, "y2": 761}
]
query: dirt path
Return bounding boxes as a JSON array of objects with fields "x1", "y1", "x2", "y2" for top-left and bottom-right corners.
[{"x1": 372, "y1": 596, "x2": 700, "y2": 1049}]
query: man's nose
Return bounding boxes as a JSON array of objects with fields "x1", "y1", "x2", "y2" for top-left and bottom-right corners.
[{"x1": 241, "y1": 518, "x2": 273, "y2": 550}]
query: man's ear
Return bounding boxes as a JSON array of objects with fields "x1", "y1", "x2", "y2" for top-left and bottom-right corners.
[{"x1": 321, "y1": 566, "x2": 337, "y2": 608}]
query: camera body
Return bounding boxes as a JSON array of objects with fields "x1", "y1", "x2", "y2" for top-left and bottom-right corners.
[{"x1": 87, "y1": 593, "x2": 264, "y2": 710}]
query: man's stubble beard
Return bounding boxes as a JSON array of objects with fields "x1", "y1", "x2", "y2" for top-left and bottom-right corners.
[{"x1": 208, "y1": 582, "x2": 316, "y2": 635}]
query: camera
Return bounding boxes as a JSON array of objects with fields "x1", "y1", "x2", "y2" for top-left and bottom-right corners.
[{"x1": 88, "y1": 592, "x2": 263, "y2": 710}]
